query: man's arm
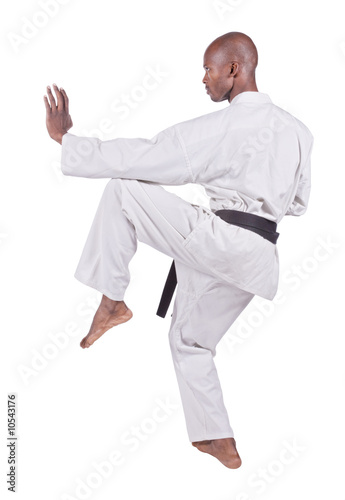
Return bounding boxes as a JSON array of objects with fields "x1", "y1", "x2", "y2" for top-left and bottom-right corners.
[
  {"x1": 285, "y1": 136, "x2": 314, "y2": 216},
  {"x1": 44, "y1": 84, "x2": 73, "y2": 144},
  {"x1": 60, "y1": 128, "x2": 193, "y2": 185},
  {"x1": 44, "y1": 84, "x2": 192, "y2": 185}
]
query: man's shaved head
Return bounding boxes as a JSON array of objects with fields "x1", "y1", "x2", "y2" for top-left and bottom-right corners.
[
  {"x1": 203, "y1": 32, "x2": 259, "y2": 103},
  {"x1": 206, "y1": 32, "x2": 258, "y2": 74}
]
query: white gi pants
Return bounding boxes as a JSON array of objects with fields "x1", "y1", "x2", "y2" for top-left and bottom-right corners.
[{"x1": 74, "y1": 178, "x2": 254, "y2": 442}]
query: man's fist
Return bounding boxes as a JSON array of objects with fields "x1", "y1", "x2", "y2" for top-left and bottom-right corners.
[{"x1": 44, "y1": 83, "x2": 73, "y2": 144}]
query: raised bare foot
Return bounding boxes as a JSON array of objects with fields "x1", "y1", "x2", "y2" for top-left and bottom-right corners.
[
  {"x1": 80, "y1": 294, "x2": 133, "y2": 349},
  {"x1": 192, "y1": 437, "x2": 242, "y2": 469}
]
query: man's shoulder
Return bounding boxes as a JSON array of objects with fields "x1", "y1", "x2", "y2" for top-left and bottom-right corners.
[
  {"x1": 269, "y1": 101, "x2": 314, "y2": 142},
  {"x1": 169, "y1": 106, "x2": 232, "y2": 135},
  {"x1": 179, "y1": 106, "x2": 230, "y2": 125},
  {"x1": 163, "y1": 97, "x2": 313, "y2": 145}
]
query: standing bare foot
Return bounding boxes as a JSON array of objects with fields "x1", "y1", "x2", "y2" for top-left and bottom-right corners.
[
  {"x1": 80, "y1": 294, "x2": 133, "y2": 349},
  {"x1": 192, "y1": 437, "x2": 242, "y2": 469}
]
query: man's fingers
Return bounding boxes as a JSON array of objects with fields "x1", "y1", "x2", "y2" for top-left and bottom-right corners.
[
  {"x1": 46, "y1": 86, "x2": 57, "y2": 111},
  {"x1": 60, "y1": 88, "x2": 69, "y2": 114},
  {"x1": 43, "y1": 95, "x2": 51, "y2": 113},
  {"x1": 52, "y1": 83, "x2": 64, "y2": 111}
]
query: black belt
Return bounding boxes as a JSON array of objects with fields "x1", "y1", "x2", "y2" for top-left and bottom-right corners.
[{"x1": 156, "y1": 209, "x2": 279, "y2": 318}]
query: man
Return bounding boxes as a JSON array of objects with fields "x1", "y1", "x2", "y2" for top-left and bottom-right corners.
[{"x1": 44, "y1": 32, "x2": 313, "y2": 469}]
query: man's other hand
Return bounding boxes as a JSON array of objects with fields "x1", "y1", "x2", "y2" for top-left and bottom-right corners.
[{"x1": 44, "y1": 83, "x2": 73, "y2": 144}]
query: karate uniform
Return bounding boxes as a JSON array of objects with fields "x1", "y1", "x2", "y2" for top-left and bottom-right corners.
[{"x1": 60, "y1": 91, "x2": 313, "y2": 442}]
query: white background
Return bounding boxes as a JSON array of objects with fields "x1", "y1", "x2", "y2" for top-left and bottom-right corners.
[{"x1": 1, "y1": 0, "x2": 344, "y2": 499}]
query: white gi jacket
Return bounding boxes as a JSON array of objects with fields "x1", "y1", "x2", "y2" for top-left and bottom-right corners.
[{"x1": 61, "y1": 91, "x2": 314, "y2": 300}]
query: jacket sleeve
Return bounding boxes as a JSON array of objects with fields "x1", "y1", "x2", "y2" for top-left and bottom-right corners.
[
  {"x1": 60, "y1": 125, "x2": 193, "y2": 186},
  {"x1": 285, "y1": 136, "x2": 314, "y2": 216}
]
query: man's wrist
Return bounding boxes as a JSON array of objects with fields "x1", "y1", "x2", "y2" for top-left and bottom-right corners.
[{"x1": 54, "y1": 130, "x2": 67, "y2": 145}]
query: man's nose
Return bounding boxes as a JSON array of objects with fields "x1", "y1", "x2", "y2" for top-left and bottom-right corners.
[{"x1": 202, "y1": 73, "x2": 208, "y2": 84}]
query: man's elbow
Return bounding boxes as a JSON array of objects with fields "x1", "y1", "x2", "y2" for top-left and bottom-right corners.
[{"x1": 285, "y1": 199, "x2": 309, "y2": 216}]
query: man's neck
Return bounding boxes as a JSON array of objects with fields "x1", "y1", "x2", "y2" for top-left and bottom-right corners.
[{"x1": 229, "y1": 85, "x2": 258, "y2": 103}]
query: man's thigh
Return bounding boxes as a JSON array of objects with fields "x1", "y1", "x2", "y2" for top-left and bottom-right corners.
[
  {"x1": 172, "y1": 260, "x2": 255, "y2": 352},
  {"x1": 119, "y1": 178, "x2": 213, "y2": 237},
  {"x1": 116, "y1": 178, "x2": 218, "y2": 275}
]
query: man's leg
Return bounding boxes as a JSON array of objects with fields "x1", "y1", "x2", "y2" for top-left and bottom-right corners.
[
  {"x1": 73, "y1": 178, "x2": 139, "y2": 348},
  {"x1": 168, "y1": 260, "x2": 254, "y2": 468},
  {"x1": 73, "y1": 177, "x2": 216, "y2": 348},
  {"x1": 72, "y1": 177, "x2": 254, "y2": 467}
]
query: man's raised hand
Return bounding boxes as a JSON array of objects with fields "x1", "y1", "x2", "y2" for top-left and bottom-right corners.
[{"x1": 44, "y1": 83, "x2": 73, "y2": 144}]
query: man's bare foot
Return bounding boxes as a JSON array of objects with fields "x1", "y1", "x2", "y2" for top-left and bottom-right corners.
[
  {"x1": 80, "y1": 294, "x2": 133, "y2": 349},
  {"x1": 192, "y1": 437, "x2": 242, "y2": 469}
]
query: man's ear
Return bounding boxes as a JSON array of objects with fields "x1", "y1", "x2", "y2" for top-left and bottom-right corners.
[{"x1": 229, "y1": 62, "x2": 239, "y2": 77}]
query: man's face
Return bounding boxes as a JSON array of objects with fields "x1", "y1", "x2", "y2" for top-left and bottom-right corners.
[{"x1": 202, "y1": 46, "x2": 234, "y2": 102}]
